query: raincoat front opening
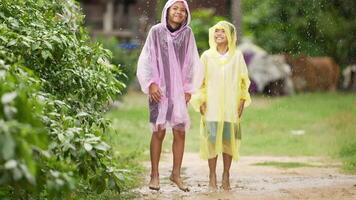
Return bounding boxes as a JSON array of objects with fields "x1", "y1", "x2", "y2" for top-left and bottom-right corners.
[
  {"x1": 191, "y1": 21, "x2": 251, "y2": 160},
  {"x1": 136, "y1": 0, "x2": 203, "y2": 132}
]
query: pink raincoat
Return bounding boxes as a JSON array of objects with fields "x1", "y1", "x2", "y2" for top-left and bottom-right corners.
[{"x1": 136, "y1": 0, "x2": 203, "y2": 132}]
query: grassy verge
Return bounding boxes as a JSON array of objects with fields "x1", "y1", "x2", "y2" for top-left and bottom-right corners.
[
  {"x1": 105, "y1": 91, "x2": 356, "y2": 182},
  {"x1": 253, "y1": 161, "x2": 317, "y2": 169},
  {"x1": 241, "y1": 92, "x2": 356, "y2": 173}
]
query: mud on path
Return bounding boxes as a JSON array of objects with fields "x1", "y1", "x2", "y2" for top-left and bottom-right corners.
[{"x1": 135, "y1": 153, "x2": 356, "y2": 200}]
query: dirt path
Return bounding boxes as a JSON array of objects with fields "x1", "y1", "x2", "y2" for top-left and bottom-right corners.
[{"x1": 136, "y1": 153, "x2": 356, "y2": 200}]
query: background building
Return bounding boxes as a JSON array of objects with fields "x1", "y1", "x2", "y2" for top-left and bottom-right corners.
[{"x1": 79, "y1": 0, "x2": 236, "y2": 42}]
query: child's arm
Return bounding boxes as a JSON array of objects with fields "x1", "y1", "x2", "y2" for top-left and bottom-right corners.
[
  {"x1": 200, "y1": 102, "x2": 207, "y2": 115},
  {"x1": 191, "y1": 53, "x2": 207, "y2": 114},
  {"x1": 182, "y1": 29, "x2": 204, "y2": 96},
  {"x1": 185, "y1": 93, "x2": 191, "y2": 104},
  {"x1": 149, "y1": 83, "x2": 162, "y2": 103},
  {"x1": 238, "y1": 51, "x2": 251, "y2": 114},
  {"x1": 238, "y1": 100, "x2": 245, "y2": 118},
  {"x1": 137, "y1": 29, "x2": 160, "y2": 95}
]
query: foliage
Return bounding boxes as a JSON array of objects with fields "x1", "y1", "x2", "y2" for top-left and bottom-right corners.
[
  {"x1": 242, "y1": 0, "x2": 356, "y2": 67},
  {"x1": 0, "y1": 61, "x2": 55, "y2": 199},
  {"x1": 190, "y1": 9, "x2": 227, "y2": 52},
  {"x1": 156, "y1": 0, "x2": 166, "y2": 20},
  {"x1": 96, "y1": 37, "x2": 139, "y2": 94},
  {"x1": 0, "y1": 0, "x2": 131, "y2": 198}
]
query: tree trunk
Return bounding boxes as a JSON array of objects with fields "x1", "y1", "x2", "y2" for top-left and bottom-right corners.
[
  {"x1": 231, "y1": 0, "x2": 242, "y2": 43},
  {"x1": 103, "y1": 0, "x2": 114, "y2": 32}
]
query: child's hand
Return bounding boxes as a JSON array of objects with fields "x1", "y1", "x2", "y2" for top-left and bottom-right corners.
[
  {"x1": 238, "y1": 100, "x2": 245, "y2": 118},
  {"x1": 149, "y1": 83, "x2": 162, "y2": 103},
  {"x1": 185, "y1": 93, "x2": 191, "y2": 104},
  {"x1": 200, "y1": 102, "x2": 206, "y2": 115}
]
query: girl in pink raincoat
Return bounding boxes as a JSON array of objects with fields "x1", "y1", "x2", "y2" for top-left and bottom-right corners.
[{"x1": 136, "y1": 0, "x2": 202, "y2": 192}]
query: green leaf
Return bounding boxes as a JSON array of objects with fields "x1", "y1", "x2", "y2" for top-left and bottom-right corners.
[
  {"x1": 52, "y1": 35, "x2": 62, "y2": 44},
  {"x1": 48, "y1": 112, "x2": 61, "y2": 117},
  {"x1": 10, "y1": 18, "x2": 19, "y2": 29},
  {"x1": 41, "y1": 50, "x2": 53, "y2": 60},
  {"x1": 54, "y1": 100, "x2": 66, "y2": 106},
  {"x1": 58, "y1": 133, "x2": 65, "y2": 142},
  {"x1": 4, "y1": 105, "x2": 17, "y2": 119},
  {"x1": 31, "y1": 43, "x2": 41, "y2": 51},
  {"x1": 84, "y1": 143, "x2": 92, "y2": 152},
  {"x1": 7, "y1": 39, "x2": 17, "y2": 47},
  {"x1": 85, "y1": 136, "x2": 100, "y2": 143},
  {"x1": 2, "y1": 135, "x2": 15, "y2": 160},
  {"x1": 4, "y1": 160, "x2": 17, "y2": 169},
  {"x1": 12, "y1": 168, "x2": 23, "y2": 181},
  {"x1": 50, "y1": 170, "x2": 60, "y2": 178},
  {"x1": 19, "y1": 164, "x2": 35, "y2": 185},
  {"x1": 76, "y1": 112, "x2": 89, "y2": 118},
  {"x1": 0, "y1": 36, "x2": 8, "y2": 43},
  {"x1": 94, "y1": 142, "x2": 110, "y2": 151},
  {"x1": 0, "y1": 70, "x2": 6, "y2": 80},
  {"x1": 44, "y1": 41, "x2": 53, "y2": 50},
  {"x1": 1, "y1": 92, "x2": 17, "y2": 104},
  {"x1": 55, "y1": 178, "x2": 65, "y2": 186},
  {"x1": 114, "y1": 172, "x2": 125, "y2": 181}
]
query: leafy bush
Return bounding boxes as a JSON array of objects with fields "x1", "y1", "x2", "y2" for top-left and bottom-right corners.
[
  {"x1": 0, "y1": 60, "x2": 54, "y2": 199},
  {"x1": 96, "y1": 37, "x2": 139, "y2": 94},
  {"x1": 0, "y1": 0, "x2": 129, "y2": 198},
  {"x1": 242, "y1": 0, "x2": 356, "y2": 67}
]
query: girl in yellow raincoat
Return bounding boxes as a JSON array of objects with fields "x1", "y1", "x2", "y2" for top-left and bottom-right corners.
[{"x1": 191, "y1": 21, "x2": 251, "y2": 191}]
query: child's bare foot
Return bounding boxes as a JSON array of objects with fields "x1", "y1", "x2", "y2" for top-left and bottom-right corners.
[
  {"x1": 221, "y1": 172, "x2": 231, "y2": 191},
  {"x1": 148, "y1": 174, "x2": 160, "y2": 191},
  {"x1": 169, "y1": 174, "x2": 190, "y2": 192},
  {"x1": 209, "y1": 173, "x2": 217, "y2": 191}
]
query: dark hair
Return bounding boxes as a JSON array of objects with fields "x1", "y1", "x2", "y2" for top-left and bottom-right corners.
[{"x1": 227, "y1": 23, "x2": 235, "y2": 36}]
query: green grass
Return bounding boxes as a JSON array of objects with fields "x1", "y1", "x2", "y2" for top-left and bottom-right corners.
[
  {"x1": 105, "y1": 91, "x2": 356, "y2": 174},
  {"x1": 253, "y1": 161, "x2": 317, "y2": 169},
  {"x1": 242, "y1": 93, "x2": 355, "y2": 156}
]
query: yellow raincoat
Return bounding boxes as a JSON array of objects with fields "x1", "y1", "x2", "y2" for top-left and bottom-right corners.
[{"x1": 191, "y1": 21, "x2": 251, "y2": 160}]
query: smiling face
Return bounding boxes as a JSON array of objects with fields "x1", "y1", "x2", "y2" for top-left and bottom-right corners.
[
  {"x1": 214, "y1": 28, "x2": 228, "y2": 45},
  {"x1": 167, "y1": 1, "x2": 187, "y2": 26}
]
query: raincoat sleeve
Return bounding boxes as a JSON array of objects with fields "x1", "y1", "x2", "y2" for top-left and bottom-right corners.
[
  {"x1": 136, "y1": 28, "x2": 160, "y2": 94},
  {"x1": 190, "y1": 53, "x2": 207, "y2": 112},
  {"x1": 182, "y1": 29, "x2": 204, "y2": 94},
  {"x1": 238, "y1": 51, "x2": 251, "y2": 107}
]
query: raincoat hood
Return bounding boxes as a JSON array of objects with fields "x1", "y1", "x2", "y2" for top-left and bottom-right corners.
[
  {"x1": 208, "y1": 21, "x2": 237, "y2": 55},
  {"x1": 161, "y1": 0, "x2": 191, "y2": 31}
]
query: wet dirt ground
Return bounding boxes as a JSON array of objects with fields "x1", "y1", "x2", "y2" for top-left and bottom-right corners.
[{"x1": 135, "y1": 153, "x2": 356, "y2": 200}]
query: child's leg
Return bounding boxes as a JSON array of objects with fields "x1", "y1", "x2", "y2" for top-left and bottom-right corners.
[
  {"x1": 208, "y1": 156, "x2": 218, "y2": 190},
  {"x1": 222, "y1": 153, "x2": 232, "y2": 190},
  {"x1": 172, "y1": 129, "x2": 185, "y2": 177},
  {"x1": 149, "y1": 129, "x2": 166, "y2": 190},
  {"x1": 170, "y1": 128, "x2": 189, "y2": 192}
]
